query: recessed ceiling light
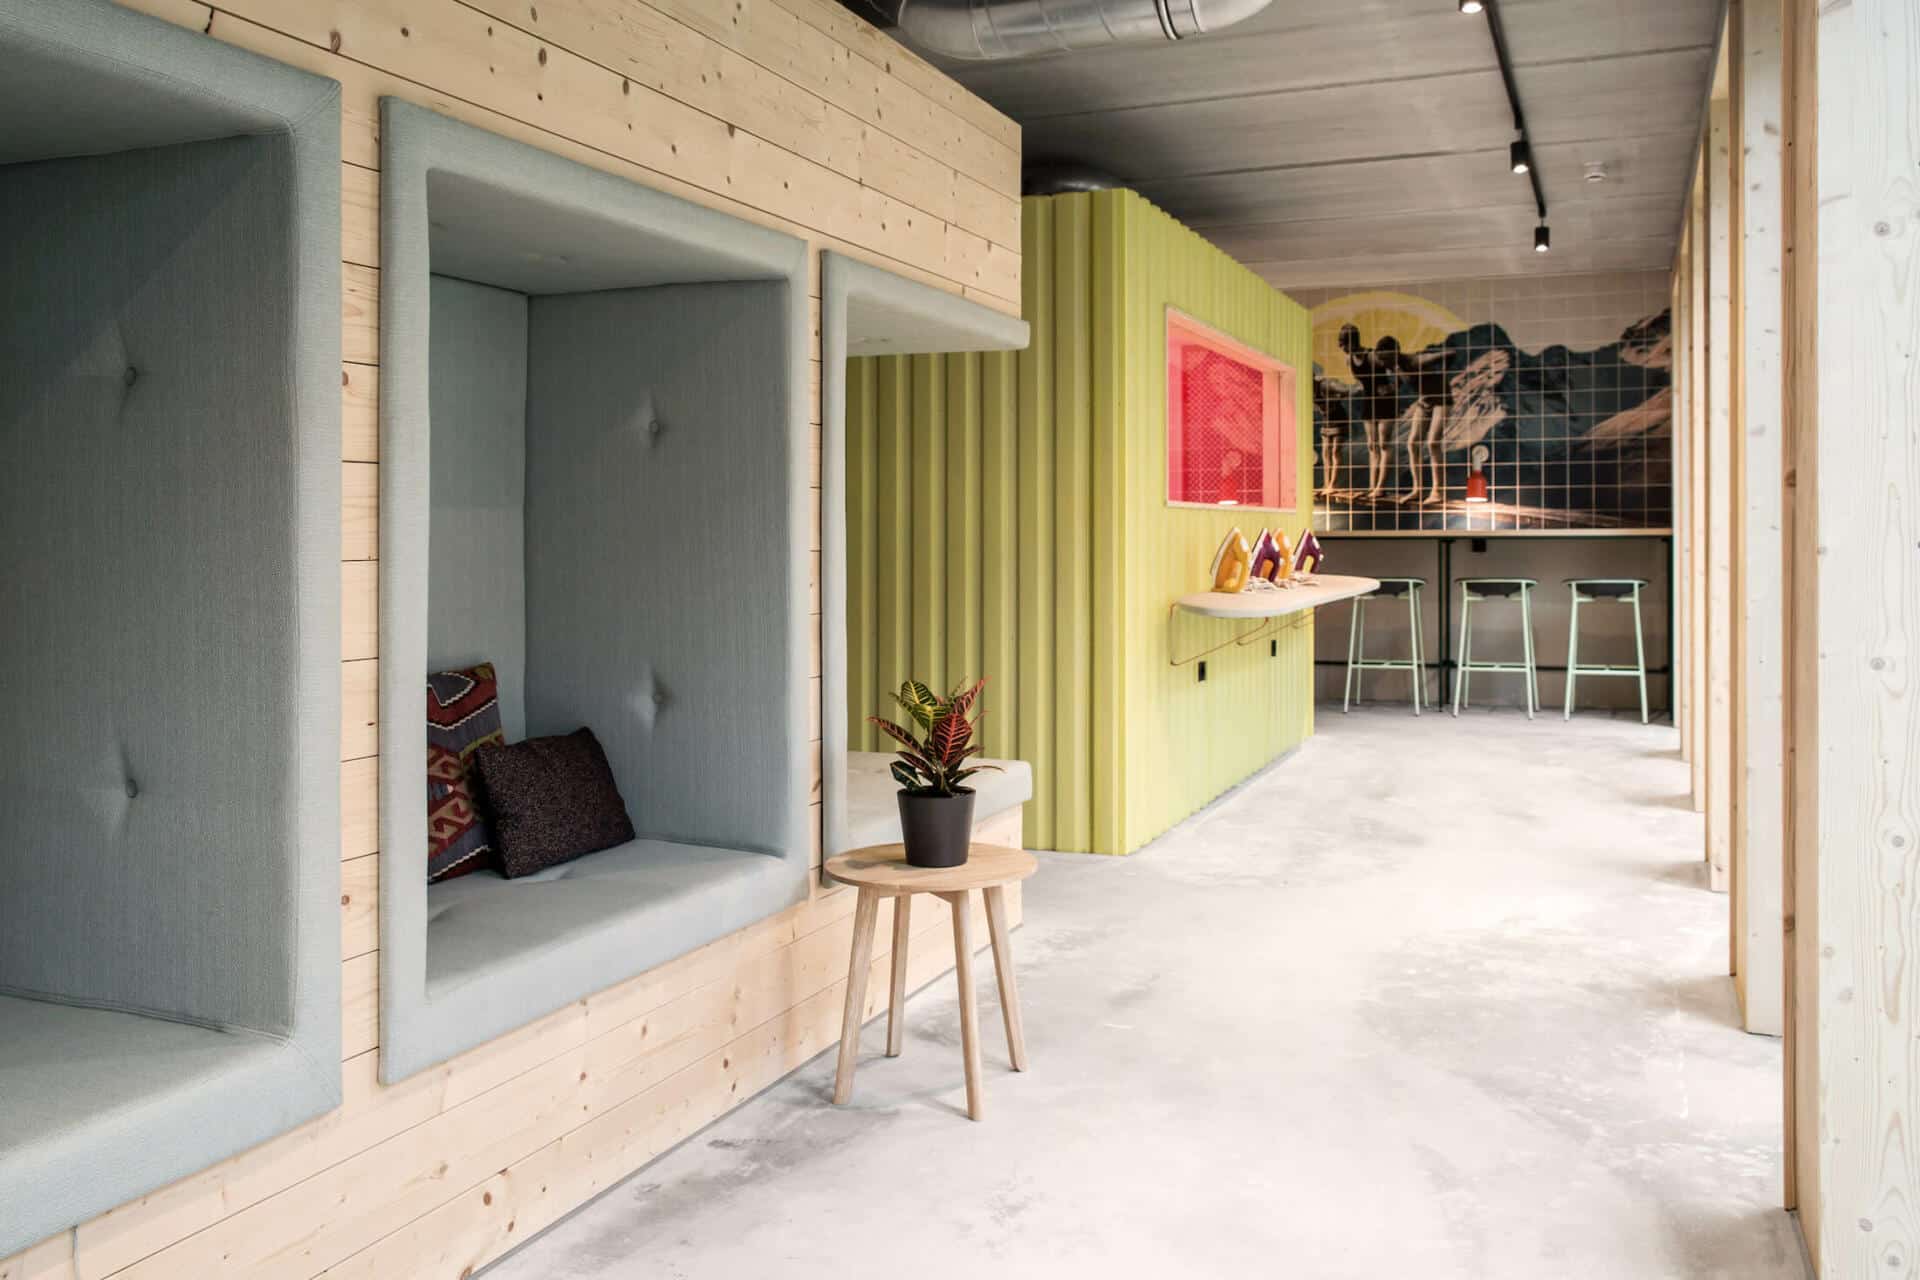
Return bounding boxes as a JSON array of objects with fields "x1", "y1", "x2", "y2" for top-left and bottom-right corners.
[
  {"x1": 1584, "y1": 160, "x2": 1609, "y2": 184},
  {"x1": 1459, "y1": 0, "x2": 1485, "y2": 12}
]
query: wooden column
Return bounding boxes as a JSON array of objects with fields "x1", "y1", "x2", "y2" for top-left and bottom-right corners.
[
  {"x1": 1704, "y1": 94, "x2": 1736, "y2": 896},
  {"x1": 1687, "y1": 151, "x2": 1711, "y2": 815},
  {"x1": 1782, "y1": 0, "x2": 1920, "y2": 1267},
  {"x1": 1734, "y1": 0, "x2": 1785, "y2": 1037}
]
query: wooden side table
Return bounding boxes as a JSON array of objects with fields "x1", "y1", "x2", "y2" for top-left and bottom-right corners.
[{"x1": 826, "y1": 843, "x2": 1039, "y2": 1120}]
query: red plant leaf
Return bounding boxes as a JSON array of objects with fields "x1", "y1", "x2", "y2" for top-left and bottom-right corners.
[
  {"x1": 931, "y1": 711, "x2": 972, "y2": 766},
  {"x1": 947, "y1": 677, "x2": 986, "y2": 719}
]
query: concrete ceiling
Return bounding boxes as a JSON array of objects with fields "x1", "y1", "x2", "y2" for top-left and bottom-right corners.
[{"x1": 909, "y1": 0, "x2": 1722, "y2": 289}]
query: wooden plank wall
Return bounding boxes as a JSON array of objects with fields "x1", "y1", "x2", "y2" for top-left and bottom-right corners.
[
  {"x1": 1, "y1": 1, "x2": 1024, "y2": 1276},
  {"x1": 1784, "y1": 0, "x2": 1920, "y2": 1269}
]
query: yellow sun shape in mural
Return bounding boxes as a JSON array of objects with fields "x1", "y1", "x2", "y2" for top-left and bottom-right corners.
[{"x1": 1309, "y1": 291, "x2": 1467, "y2": 386}]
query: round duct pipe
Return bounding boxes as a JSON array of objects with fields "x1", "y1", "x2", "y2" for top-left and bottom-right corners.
[
  {"x1": 1022, "y1": 161, "x2": 1123, "y2": 195},
  {"x1": 890, "y1": 0, "x2": 1273, "y2": 61}
]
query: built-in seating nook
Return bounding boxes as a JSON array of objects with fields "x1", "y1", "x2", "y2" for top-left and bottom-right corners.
[
  {"x1": 376, "y1": 102, "x2": 812, "y2": 1083},
  {"x1": 821, "y1": 252, "x2": 1034, "y2": 859},
  {"x1": 0, "y1": 0, "x2": 342, "y2": 1257}
]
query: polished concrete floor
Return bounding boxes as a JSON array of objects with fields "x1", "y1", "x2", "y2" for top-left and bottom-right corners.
[{"x1": 488, "y1": 708, "x2": 1806, "y2": 1279}]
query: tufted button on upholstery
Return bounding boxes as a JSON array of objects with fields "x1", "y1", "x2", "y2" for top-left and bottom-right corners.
[
  {"x1": 123, "y1": 365, "x2": 139, "y2": 387},
  {"x1": 652, "y1": 690, "x2": 668, "y2": 706},
  {"x1": 647, "y1": 418, "x2": 663, "y2": 438},
  {"x1": 124, "y1": 778, "x2": 139, "y2": 799}
]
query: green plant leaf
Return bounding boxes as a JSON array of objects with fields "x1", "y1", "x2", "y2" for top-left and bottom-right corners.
[
  {"x1": 895, "y1": 680, "x2": 939, "y2": 731},
  {"x1": 890, "y1": 760, "x2": 924, "y2": 791}
]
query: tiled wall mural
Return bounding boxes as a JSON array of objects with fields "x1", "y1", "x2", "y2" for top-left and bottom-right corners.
[{"x1": 1295, "y1": 273, "x2": 1673, "y2": 533}]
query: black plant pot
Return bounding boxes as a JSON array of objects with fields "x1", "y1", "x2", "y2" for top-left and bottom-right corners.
[{"x1": 897, "y1": 788, "x2": 976, "y2": 868}]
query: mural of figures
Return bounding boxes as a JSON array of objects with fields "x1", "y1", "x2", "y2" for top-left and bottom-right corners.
[{"x1": 1300, "y1": 276, "x2": 1674, "y2": 533}]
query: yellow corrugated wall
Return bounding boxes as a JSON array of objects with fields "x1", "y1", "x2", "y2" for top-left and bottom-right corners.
[
  {"x1": 847, "y1": 190, "x2": 1314, "y2": 854},
  {"x1": 1115, "y1": 192, "x2": 1317, "y2": 854}
]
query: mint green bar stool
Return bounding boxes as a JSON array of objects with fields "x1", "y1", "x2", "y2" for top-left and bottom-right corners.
[
  {"x1": 1343, "y1": 577, "x2": 1428, "y2": 714},
  {"x1": 1452, "y1": 578, "x2": 1540, "y2": 719},
  {"x1": 1564, "y1": 578, "x2": 1650, "y2": 724}
]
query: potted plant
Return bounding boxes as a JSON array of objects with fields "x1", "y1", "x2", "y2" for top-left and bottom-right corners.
[{"x1": 868, "y1": 678, "x2": 999, "y2": 868}]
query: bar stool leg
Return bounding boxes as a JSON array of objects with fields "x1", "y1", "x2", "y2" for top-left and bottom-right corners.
[
  {"x1": 1412, "y1": 586, "x2": 1428, "y2": 711},
  {"x1": 1344, "y1": 596, "x2": 1363, "y2": 712},
  {"x1": 1520, "y1": 583, "x2": 1538, "y2": 720},
  {"x1": 1452, "y1": 590, "x2": 1472, "y2": 717},
  {"x1": 1564, "y1": 588, "x2": 1581, "y2": 721},
  {"x1": 1407, "y1": 588, "x2": 1422, "y2": 715},
  {"x1": 1632, "y1": 585, "x2": 1649, "y2": 725}
]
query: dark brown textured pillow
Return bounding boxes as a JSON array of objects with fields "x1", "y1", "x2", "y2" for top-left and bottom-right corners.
[{"x1": 472, "y1": 728, "x2": 636, "y2": 879}]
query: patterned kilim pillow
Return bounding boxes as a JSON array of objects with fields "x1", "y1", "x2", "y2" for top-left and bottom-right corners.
[{"x1": 427, "y1": 663, "x2": 506, "y2": 882}]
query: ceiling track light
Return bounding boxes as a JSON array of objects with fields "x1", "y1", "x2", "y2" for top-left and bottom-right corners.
[
  {"x1": 1534, "y1": 223, "x2": 1551, "y2": 254},
  {"x1": 1459, "y1": 0, "x2": 1485, "y2": 12},
  {"x1": 1509, "y1": 139, "x2": 1531, "y2": 174}
]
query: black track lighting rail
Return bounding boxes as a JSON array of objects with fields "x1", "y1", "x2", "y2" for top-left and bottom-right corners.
[{"x1": 1480, "y1": 0, "x2": 1548, "y2": 223}]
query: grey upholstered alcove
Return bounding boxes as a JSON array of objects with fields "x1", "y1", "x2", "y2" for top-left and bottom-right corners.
[
  {"x1": 378, "y1": 102, "x2": 811, "y2": 1083},
  {"x1": 820, "y1": 253, "x2": 1035, "y2": 862},
  {"x1": 0, "y1": 0, "x2": 342, "y2": 1257}
]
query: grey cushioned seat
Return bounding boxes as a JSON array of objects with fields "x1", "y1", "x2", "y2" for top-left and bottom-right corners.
[
  {"x1": 424, "y1": 842, "x2": 797, "y2": 1001},
  {"x1": 379, "y1": 102, "x2": 812, "y2": 1083},
  {"x1": 0, "y1": 0, "x2": 341, "y2": 1257},
  {"x1": 820, "y1": 254, "x2": 1033, "y2": 862},
  {"x1": 845, "y1": 754, "x2": 1035, "y2": 852}
]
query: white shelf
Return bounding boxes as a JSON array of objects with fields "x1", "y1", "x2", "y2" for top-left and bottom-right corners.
[{"x1": 1173, "y1": 574, "x2": 1381, "y2": 619}]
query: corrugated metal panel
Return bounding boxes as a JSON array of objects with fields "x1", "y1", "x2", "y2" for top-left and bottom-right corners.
[{"x1": 847, "y1": 189, "x2": 1314, "y2": 854}]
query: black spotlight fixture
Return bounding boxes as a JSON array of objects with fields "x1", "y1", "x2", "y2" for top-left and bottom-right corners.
[
  {"x1": 1509, "y1": 139, "x2": 1531, "y2": 174},
  {"x1": 1459, "y1": 0, "x2": 1484, "y2": 11},
  {"x1": 1534, "y1": 223, "x2": 1551, "y2": 254}
]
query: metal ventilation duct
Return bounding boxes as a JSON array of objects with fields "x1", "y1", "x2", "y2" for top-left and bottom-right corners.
[{"x1": 885, "y1": 0, "x2": 1273, "y2": 61}]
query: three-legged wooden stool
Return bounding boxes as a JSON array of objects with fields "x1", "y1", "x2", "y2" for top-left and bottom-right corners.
[{"x1": 826, "y1": 843, "x2": 1038, "y2": 1120}]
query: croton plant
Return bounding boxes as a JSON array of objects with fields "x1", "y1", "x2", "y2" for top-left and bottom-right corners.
[{"x1": 868, "y1": 678, "x2": 1000, "y2": 797}]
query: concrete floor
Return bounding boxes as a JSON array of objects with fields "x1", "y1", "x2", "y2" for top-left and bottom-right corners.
[{"x1": 487, "y1": 709, "x2": 1806, "y2": 1279}]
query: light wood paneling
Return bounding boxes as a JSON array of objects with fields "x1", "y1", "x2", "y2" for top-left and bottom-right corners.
[
  {"x1": 0, "y1": 2, "x2": 1021, "y2": 1274},
  {"x1": 341, "y1": 362, "x2": 376, "y2": 462}
]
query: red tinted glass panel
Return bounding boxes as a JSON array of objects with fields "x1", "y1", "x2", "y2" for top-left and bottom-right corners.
[{"x1": 1167, "y1": 312, "x2": 1296, "y2": 509}]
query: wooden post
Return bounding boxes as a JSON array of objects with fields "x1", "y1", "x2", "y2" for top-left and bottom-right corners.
[
  {"x1": 1734, "y1": 0, "x2": 1786, "y2": 1037},
  {"x1": 1688, "y1": 149, "x2": 1712, "y2": 815},
  {"x1": 1705, "y1": 92, "x2": 1736, "y2": 897},
  {"x1": 1782, "y1": 0, "x2": 1920, "y2": 1266}
]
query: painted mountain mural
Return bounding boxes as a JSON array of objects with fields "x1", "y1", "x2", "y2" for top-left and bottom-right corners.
[{"x1": 1310, "y1": 307, "x2": 1673, "y2": 533}]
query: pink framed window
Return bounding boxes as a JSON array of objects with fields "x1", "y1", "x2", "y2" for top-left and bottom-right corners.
[{"x1": 1166, "y1": 310, "x2": 1297, "y2": 511}]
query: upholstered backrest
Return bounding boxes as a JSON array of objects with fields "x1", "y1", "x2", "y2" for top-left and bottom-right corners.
[
  {"x1": 0, "y1": 136, "x2": 303, "y2": 1033},
  {"x1": 428, "y1": 275, "x2": 531, "y2": 741},
  {"x1": 524, "y1": 283, "x2": 793, "y2": 854}
]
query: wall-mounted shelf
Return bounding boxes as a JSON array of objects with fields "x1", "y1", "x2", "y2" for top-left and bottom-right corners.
[
  {"x1": 1174, "y1": 574, "x2": 1381, "y2": 619},
  {"x1": 1168, "y1": 574, "x2": 1380, "y2": 667}
]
